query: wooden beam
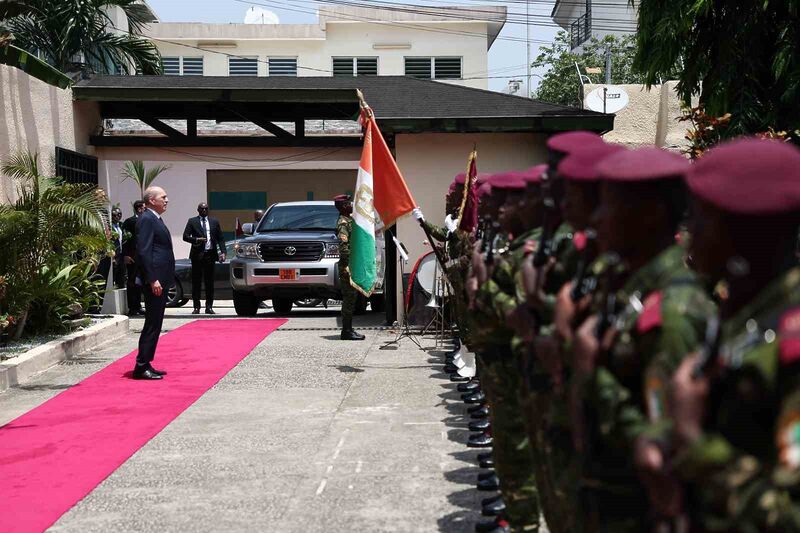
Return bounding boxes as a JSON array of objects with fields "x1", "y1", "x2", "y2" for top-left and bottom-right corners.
[
  {"x1": 139, "y1": 116, "x2": 186, "y2": 138},
  {"x1": 295, "y1": 119, "x2": 305, "y2": 139},
  {"x1": 187, "y1": 118, "x2": 197, "y2": 138},
  {"x1": 222, "y1": 104, "x2": 294, "y2": 139}
]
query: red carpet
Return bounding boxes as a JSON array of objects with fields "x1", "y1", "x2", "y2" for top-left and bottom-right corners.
[{"x1": 0, "y1": 318, "x2": 285, "y2": 533}]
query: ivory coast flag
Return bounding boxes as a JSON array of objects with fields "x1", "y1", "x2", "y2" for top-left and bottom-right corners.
[{"x1": 350, "y1": 106, "x2": 417, "y2": 296}]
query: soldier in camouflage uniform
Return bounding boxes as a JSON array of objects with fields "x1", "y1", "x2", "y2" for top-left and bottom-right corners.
[
  {"x1": 335, "y1": 194, "x2": 365, "y2": 341},
  {"x1": 666, "y1": 139, "x2": 800, "y2": 532},
  {"x1": 568, "y1": 148, "x2": 716, "y2": 532}
]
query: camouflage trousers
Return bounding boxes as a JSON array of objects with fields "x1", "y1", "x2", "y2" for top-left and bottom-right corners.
[
  {"x1": 481, "y1": 351, "x2": 540, "y2": 532},
  {"x1": 338, "y1": 260, "x2": 356, "y2": 321},
  {"x1": 446, "y1": 268, "x2": 471, "y2": 345}
]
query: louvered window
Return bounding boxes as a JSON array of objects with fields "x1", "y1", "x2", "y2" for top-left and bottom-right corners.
[
  {"x1": 162, "y1": 56, "x2": 180, "y2": 76},
  {"x1": 333, "y1": 57, "x2": 378, "y2": 77},
  {"x1": 269, "y1": 57, "x2": 297, "y2": 77},
  {"x1": 404, "y1": 57, "x2": 432, "y2": 79},
  {"x1": 182, "y1": 57, "x2": 204, "y2": 76},
  {"x1": 434, "y1": 57, "x2": 461, "y2": 79},
  {"x1": 229, "y1": 57, "x2": 258, "y2": 76}
]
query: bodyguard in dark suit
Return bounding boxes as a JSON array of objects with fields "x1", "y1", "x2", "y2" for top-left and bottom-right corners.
[
  {"x1": 134, "y1": 186, "x2": 175, "y2": 380},
  {"x1": 122, "y1": 200, "x2": 146, "y2": 315},
  {"x1": 182, "y1": 202, "x2": 226, "y2": 314}
]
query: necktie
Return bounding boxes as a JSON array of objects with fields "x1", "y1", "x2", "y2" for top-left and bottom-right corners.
[{"x1": 201, "y1": 218, "x2": 210, "y2": 251}]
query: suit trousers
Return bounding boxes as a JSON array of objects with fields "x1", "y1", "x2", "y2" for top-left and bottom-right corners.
[
  {"x1": 136, "y1": 284, "x2": 168, "y2": 368},
  {"x1": 126, "y1": 262, "x2": 142, "y2": 312},
  {"x1": 192, "y1": 251, "x2": 216, "y2": 309}
]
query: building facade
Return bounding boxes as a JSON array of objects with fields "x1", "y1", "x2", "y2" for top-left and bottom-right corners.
[
  {"x1": 551, "y1": 0, "x2": 638, "y2": 51},
  {"x1": 144, "y1": 5, "x2": 507, "y2": 90}
]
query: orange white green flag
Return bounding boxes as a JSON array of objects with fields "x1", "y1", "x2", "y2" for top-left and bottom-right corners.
[{"x1": 349, "y1": 92, "x2": 417, "y2": 296}]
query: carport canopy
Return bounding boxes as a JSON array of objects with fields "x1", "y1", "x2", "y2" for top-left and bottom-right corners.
[{"x1": 73, "y1": 75, "x2": 614, "y2": 147}]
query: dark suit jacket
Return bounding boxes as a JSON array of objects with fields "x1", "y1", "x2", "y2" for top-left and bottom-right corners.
[
  {"x1": 135, "y1": 209, "x2": 175, "y2": 288},
  {"x1": 182, "y1": 216, "x2": 226, "y2": 261},
  {"x1": 122, "y1": 215, "x2": 138, "y2": 258}
]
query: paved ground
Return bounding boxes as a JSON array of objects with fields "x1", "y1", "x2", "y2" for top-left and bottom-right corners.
[{"x1": 0, "y1": 302, "x2": 487, "y2": 532}]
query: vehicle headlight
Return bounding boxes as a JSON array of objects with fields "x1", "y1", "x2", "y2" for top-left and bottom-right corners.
[
  {"x1": 235, "y1": 243, "x2": 260, "y2": 259},
  {"x1": 325, "y1": 243, "x2": 340, "y2": 258}
]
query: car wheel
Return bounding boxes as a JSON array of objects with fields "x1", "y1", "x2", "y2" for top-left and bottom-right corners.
[
  {"x1": 233, "y1": 290, "x2": 259, "y2": 317},
  {"x1": 294, "y1": 298, "x2": 323, "y2": 308},
  {"x1": 369, "y1": 294, "x2": 385, "y2": 313},
  {"x1": 273, "y1": 298, "x2": 293, "y2": 316},
  {"x1": 166, "y1": 279, "x2": 184, "y2": 308}
]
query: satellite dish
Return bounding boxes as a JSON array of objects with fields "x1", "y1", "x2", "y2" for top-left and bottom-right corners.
[
  {"x1": 584, "y1": 85, "x2": 629, "y2": 114},
  {"x1": 244, "y1": 6, "x2": 280, "y2": 24}
]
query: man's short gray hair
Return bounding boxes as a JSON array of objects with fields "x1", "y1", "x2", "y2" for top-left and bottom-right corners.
[{"x1": 143, "y1": 186, "x2": 162, "y2": 205}]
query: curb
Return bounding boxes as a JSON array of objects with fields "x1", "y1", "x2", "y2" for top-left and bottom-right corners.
[{"x1": 0, "y1": 315, "x2": 129, "y2": 393}]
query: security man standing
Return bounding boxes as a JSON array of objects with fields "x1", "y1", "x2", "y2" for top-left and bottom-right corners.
[
  {"x1": 335, "y1": 194, "x2": 365, "y2": 341},
  {"x1": 182, "y1": 202, "x2": 226, "y2": 314}
]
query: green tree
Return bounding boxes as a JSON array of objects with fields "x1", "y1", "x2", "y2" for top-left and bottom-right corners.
[
  {"x1": 3, "y1": 0, "x2": 161, "y2": 79},
  {"x1": 121, "y1": 160, "x2": 171, "y2": 200},
  {"x1": 532, "y1": 31, "x2": 646, "y2": 108},
  {"x1": 634, "y1": 0, "x2": 800, "y2": 138},
  {"x1": 0, "y1": 152, "x2": 108, "y2": 338}
]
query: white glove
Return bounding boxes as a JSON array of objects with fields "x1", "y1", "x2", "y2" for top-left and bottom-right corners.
[{"x1": 412, "y1": 207, "x2": 425, "y2": 222}]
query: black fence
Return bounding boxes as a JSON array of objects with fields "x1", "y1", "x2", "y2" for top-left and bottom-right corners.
[{"x1": 55, "y1": 147, "x2": 98, "y2": 186}]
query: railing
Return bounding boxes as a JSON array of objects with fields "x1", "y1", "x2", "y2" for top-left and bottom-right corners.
[{"x1": 570, "y1": 11, "x2": 592, "y2": 49}]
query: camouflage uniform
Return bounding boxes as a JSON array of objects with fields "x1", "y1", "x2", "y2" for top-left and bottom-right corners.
[
  {"x1": 676, "y1": 267, "x2": 800, "y2": 532},
  {"x1": 337, "y1": 214, "x2": 356, "y2": 319},
  {"x1": 476, "y1": 228, "x2": 543, "y2": 532},
  {"x1": 581, "y1": 244, "x2": 715, "y2": 532}
]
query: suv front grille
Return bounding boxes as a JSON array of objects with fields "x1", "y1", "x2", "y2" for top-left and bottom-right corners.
[{"x1": 258, "y1": 242, "x2": 324, "y2": 262}]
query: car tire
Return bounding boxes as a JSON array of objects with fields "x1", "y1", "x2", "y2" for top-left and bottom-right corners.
[
  {"x1": 369, "y1": 294, "x2": 385, "y2": 313},
  {"x1": 233, "y1": 290, "x2": 259, "y2": 317},
  {"x1": 166, "y1": 279, "x2": 185, "y2": 308},
  {"x1": 272, "y1": 298, "x2": 293, "y2": 316}
]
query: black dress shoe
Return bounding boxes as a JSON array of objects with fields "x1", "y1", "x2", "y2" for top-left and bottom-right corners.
[
  {"x1": 479, "y1": 457, "x2": 495, "y2": 469},
  {"x1": 450, "y1": 374, "x2": 471, "y2": 383},
  {"x1": 475, "y1": 517, "x2": 509, "y2": 533},
  {"x1": 477, "y1": 452, "x2": 493, "y2": 462},
  {"x1": 482, "y1": 497, "x2": 506, "y2": 516},
  {"x1": 148, "y1": 366, "x2": 167, "y2": 376},
  {"x1": 458, "y1": 381, "x2": 481, "y2": 393},
  {"x1": 476, "y1": 473, "x2": 500, "y2": 491},
  {"x1": 477, "y1": 470, "x2": 496, "y2": 481},
  {"x1": 468, "y1": 403, "x2": 488, "y2": 414},
  {"x1": 191, "y1": 308, "x2": 200, "y2": 315},
  {"x1": 469, "y1": 419, "x2": 491, "y2": 432},
  {"x1": 443, "y1": 364, "x2": 459, "y2": 374},
  {"x1": 341, "y1": 329, "x2": 366, "y2": 341},
  {"x1": 205, "y1": 308, "x2": 216, "y2": 315},
  {"x1": 132, "y1": 368, "x2": 163, "y2": 380},
  {"x1": 463, "y1": 391, "x2": 486, "y2": 404},
  {"x1": 481, "y1": 494, "x2": 503, "y2": 506},
  {"x1": 467, "y1": 432, "x2": 493, "y2": 448},
  {"x1": 471, "y1": 405, "x2": 491, "y2": 419}
]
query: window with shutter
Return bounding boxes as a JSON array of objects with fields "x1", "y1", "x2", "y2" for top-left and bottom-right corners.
[
  {"x1": 229, "y1": 57, "x2": 258, "y2": 76},
  {"x1": 269, "y1": 58, "x2": 297, "y2": 77},
  {"x1": 162, "y1": 57, "x2": 180, "y2": 76},
  {"x1": 332, "y1": 57, "x2": 354, "y2": 77},
  {"x1": 356, "y1": 57, "x2": 378, "y2": 76},
  {"x1": 404, "y1": 57, "x2": 432, "y2": 79},
  {"x1": 434, "y1": 57, "x2": 461, "y2": 79},
  {"x1": 182, "y1": 57, "x2": 204, "y2": 76}
]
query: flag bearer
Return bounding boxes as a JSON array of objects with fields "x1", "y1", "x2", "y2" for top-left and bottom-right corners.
[{"x1": 335, "y1": 194, "x2": 365, "y2": 341}]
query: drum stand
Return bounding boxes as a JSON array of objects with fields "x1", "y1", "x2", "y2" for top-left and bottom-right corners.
[{"x1": 382, "y1": 237, "x2": 421, "y2": 349}]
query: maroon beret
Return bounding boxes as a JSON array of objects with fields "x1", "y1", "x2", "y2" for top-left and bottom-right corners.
[
  {"x1": 333, "y1": 194, "x2": 351, "y2": 202},
  {"x1": 559, "y1": 144, "x2": 627, "y2": 182},
  {"x1": 489, "y1": 171, "x2": 526, "y2": 191},
  {"x1": 597, "y1": 147, "x2": 689, "y2": 182},
  {"x1": 477, "y1": 182, "x2": 492, "y2": 198},
  {"x1": 686, "y1": 138, "x2": 800, "y2": 215},
  {"x1": 453, "y1": 172, "x2": 468, "y2": 185},
  {"x1": 547, "y1": 131, "x2": 605, "y2": 155},
  {"x1": 521, "y1": 164, "x2": 547, "y2": 184}
]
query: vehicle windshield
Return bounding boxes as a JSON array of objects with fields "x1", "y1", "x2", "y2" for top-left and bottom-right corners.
[{"x1": 257, "y1": 204, "x2": 339, "y2": 232}]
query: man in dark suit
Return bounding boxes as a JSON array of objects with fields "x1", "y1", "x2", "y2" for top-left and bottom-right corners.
[
  {"x1": 183, "y1": 202, "x2": 226, "y2": 314},
  {"x1": 122, "y1": 200, "x2": 146, "y2": 315},
  {"x1": 110, "y1": 207, "x2": 126, "y2": 289},
  {"x1": 134, "y1": 186, "x2": 175, "y2": 380}
]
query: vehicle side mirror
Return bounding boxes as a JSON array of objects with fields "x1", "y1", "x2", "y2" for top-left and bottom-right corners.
[{"x1": 242, "y1": 223, "x2": 254, "y2": 236}]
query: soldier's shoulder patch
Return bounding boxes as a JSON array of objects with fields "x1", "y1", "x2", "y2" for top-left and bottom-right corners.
[
  {"x1": 637, "y1": 291, "x2": 663, "y2": 334},
  {"x1": 777, "y1": 412, "x2": 800, "y2": 470},
  {"x1": 572, "y1": 231, "x2": 587, "y2": 251},
  {"x1": 779, "y1": 307, "x2": 800, "y2": 366}
]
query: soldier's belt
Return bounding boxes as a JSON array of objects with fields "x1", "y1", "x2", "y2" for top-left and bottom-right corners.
[{"x1": 445, "y1": 259, "x2": 459, "y2": 268}]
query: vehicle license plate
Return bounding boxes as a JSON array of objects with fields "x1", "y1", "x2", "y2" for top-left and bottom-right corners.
[{"x1": 279, "y1": 269, "x2": 298, "y2": 280}]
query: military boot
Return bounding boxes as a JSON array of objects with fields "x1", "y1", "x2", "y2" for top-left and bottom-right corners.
[{"x1": 340, "y1": 318, "x2": 365, "y2": 341}]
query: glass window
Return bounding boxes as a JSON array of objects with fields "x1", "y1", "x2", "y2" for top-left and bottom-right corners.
[
  {"x1": 258, "y1": 204, "x2": 339, "y2": 232},
  {"x1": 229, "y1": 57, "x2": 258, "y2": 76},
  {"x1": 356, "y1": 57, "x2": 378, "y2": 76},
  {"x1": 333, "y1": 57, "x2": 378, "y2": 77},
  {"x1": 404, "y1": 57, "x2": 432, "y2": 79},
  {"x1": 269, "y1": 58, "x2": 297, "y2": 77},
  {"x1": 162, "y1": 56, "x2": 180, "y2": 76},
  {"x1": 332, "y1": 57, "x2": 355, "y2": 77},
  {"x1": 434, "y1": 57, "x2": 462, "y2": 79}
]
